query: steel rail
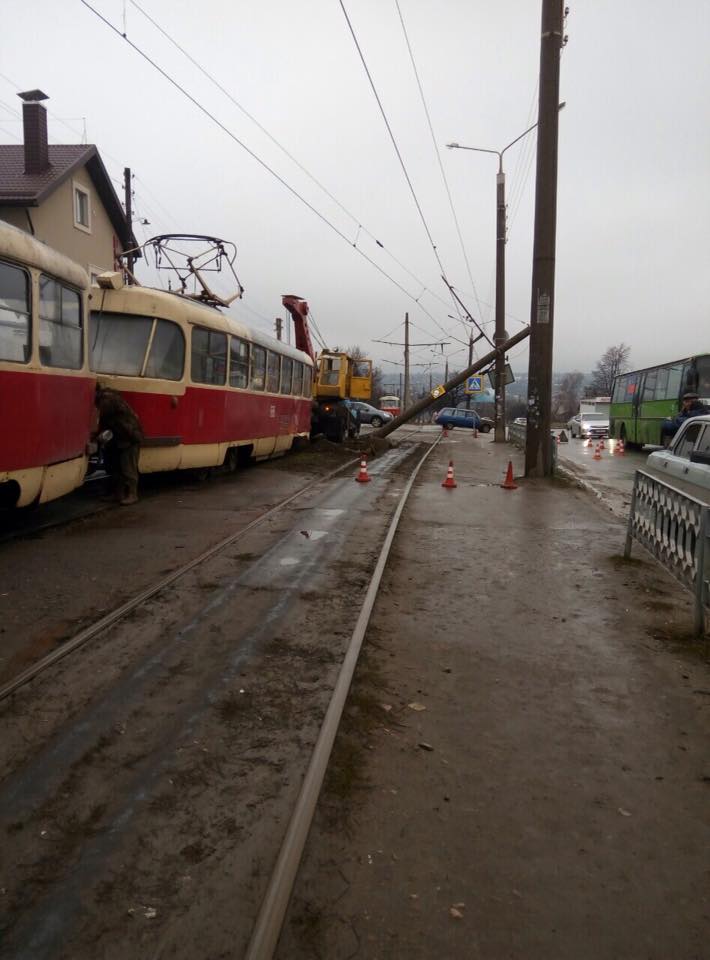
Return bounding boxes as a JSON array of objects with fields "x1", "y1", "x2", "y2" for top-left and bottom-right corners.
[
  {"x1": 0, "y1": 457, "x2": 363, "y2": 704},
  {"x1": 245, "y1": 432, "x2": 442, "y2": 959}
]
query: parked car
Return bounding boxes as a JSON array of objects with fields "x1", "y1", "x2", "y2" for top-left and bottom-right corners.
[
  {"x1": 434, "y1": 407, "x2": 482, "y2": 431},
  {"x1": 513, "y1": 417, "x2": 527, "y2": 426},
  {"x1": 567, "y1": 412, "x2": 609, "y2": 439},
  {"x1": 645, "y1": 415, "x2": 710, "y2": 492},
  {"x1": 350, "y1": 401, "x2": 393, "y2": 428}
]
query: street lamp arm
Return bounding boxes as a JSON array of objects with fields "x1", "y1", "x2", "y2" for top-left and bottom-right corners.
[
  {"x1": 446, "y1": 143, "x2": 501, "y2": 162},
  {"x1": 500, "y1": 120, "x2": 540, "y2": 159}
]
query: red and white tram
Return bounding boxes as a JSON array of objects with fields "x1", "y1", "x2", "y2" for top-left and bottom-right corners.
[
  {"x1": 90, "y1": 272, "x2": 314, "y2": 473},
  {"x1": 0, "y1": 220, "x2": 94, "y2": 508}
]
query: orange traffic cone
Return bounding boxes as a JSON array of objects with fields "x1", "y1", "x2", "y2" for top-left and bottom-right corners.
[
  {"x1": 442, "y1": 461, "x2": 457, "y2": 489},
  {"x1": 502, "y1": 461, "x2": 518, "y2": 490},
  {"x1": 585, "y1": 437, "x2": 592, "y2": 447},
  {"x1": 355, "y1": 455, "x2": 371, "y2": 483},
  {"x1": 593, "y1": 443, "x2": 602, "y2": 461},
  {"x1": 599, "y1": 437, "x2": 605, "y2": 449},
  {"x1": 442, "y1": 426, "x2": 449, "y2": 438},
  {"x1": 617, "y1": 438, "x2": 625, "y2": 456}
]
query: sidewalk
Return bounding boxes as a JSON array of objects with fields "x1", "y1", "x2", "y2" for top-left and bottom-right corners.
[{"x1": 279, "y1": 435, "x2": 710, "y2": 960}]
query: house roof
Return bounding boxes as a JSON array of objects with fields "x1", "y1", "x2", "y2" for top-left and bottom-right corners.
[{"x1": 0, "y1": 144, "x2": 139, "y2": 253}]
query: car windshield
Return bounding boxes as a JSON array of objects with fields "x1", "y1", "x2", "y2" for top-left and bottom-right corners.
[{"x1": 582, "y1": 414, "x2": 607, "y2": 421}]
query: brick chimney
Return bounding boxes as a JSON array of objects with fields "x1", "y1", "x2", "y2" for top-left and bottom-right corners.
[{"x1": 18, "y1": 89, "x2": 50, "y2": 175}]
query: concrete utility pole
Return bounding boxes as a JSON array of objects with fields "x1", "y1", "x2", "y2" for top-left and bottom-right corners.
[
  {"x1": 403, "y1": 313, "x2": 410, "y2": 408},
  {"x1": 525, "y1": 0, "x2": 565, "y2": 477},
  {"x1": 123, "y1": 167, "x2": 134, "y2": 280},
  {"x1": 374, "y1": 326, "x2": 530, "y2": 438},
  {"x1": 275, "y1": 317, "x2": 283, "y2": 341},
  {"x1": 494, "y1": 168, "x2": 506, "y2": 441},
  {"x1": 466, "y1": 333, "x2": 474, "y2": 409}
]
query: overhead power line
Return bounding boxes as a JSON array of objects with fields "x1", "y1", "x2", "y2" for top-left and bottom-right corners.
[
  {"x1": 338, "y1": 0, "x2": 468, "y2": 329},
  {"x1": 80, "y1": 0, "x2": 466, "y2": 344},
  {"x1": 393, "y1": 0, "x2": 483, "y2": 327},
  {"x1": 127, "y1": 0, "x2": 460, "y2": 330}
]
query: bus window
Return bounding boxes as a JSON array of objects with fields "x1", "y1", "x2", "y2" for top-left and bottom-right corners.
[
  {"x1": 654, "y1": 367, "x2": 669, "y2": 401},
  {"x1": 625, "y1": 373, "x2": 640, "y2": 398},
  {"x1": 39, "y1": 275, "x2": 83, "y2": 370},
  {"x1": 642, "y1": 369, "x2": 657, "y2": 401},
  {"x1": 191, "y1": 327, "x2": 226, "y2": 385},
  {"x1": 0, "y1": 260, "x2": 31, "y2": 363},
  {"x1": 696, "y1": 356, "x2": 710, "y2": 397},
  {"x1": 280, "y1": 357, "x2": 293, "y2": 394},
  {"x1": 229, "y1": 336, "x2": 250, "y2": 389},
  {"x1": 612, "y1": 375, "x2": 627, "y2": 403},
  {"x1": 250, "y1": 345, "x2": 266, "y2": 390},
  {"x1": 665, "y1": 364, "x2": 684, "y2": 401},
  {"x1": 144, "y1": 319, "x2": 184, "y2": 380},
  {"x1": 292, "y1": 361, "x2": 303, "y2": 396},
  {"x1": 266, "y1": 351, "x2": 280, "y2": 392}
]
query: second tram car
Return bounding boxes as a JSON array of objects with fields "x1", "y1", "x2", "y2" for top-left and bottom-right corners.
[
  {"x1": 0, "y1": 220, "x2": 94, "y2": 508},
  {"x1": 90, "y1": 273, "x2": 314, "y2": 472}
]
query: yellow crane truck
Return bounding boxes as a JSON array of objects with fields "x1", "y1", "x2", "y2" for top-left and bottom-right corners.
[{"x1": 282, "y1": 295, "x2": 372, "y2": 443}]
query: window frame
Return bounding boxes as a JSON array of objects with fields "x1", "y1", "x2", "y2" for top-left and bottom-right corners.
[
  {"x1": 266, "y1": 350, "x2": 281, "y2": 393},
  {"x1": 250, "y1": 344, "x2": 266, "y2": 391},
  {"x1": 190, "y1": 325, "x2": 227, "y2": 386},
  {"x1": 280, "y1": 356, "x2": 293, "y2": 395},
  {"x1": 229, "y1": 335, "x2": 250, "y2": 389},
  {"x1": 72, "y1": 181, "x2": 92, "y2": 234},
  {"x1": 0, "y1": 258, "x2": 32, "y2": 365},
  {"x1": 38, "y1": 273, "x2": 84, "y2": 370}
]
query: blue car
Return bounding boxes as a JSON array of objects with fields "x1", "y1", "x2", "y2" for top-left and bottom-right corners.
[{"x1": 434, "y1": 407, "x2": 483, "y2": 431}]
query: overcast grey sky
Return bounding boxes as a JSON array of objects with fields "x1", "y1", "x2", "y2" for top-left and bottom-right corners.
[{"x1": 1, "y1": 0, "x2": 708, "y2": 380}]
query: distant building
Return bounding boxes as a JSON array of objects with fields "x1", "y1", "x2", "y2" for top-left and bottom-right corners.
[{"x1": 0, "y1": 90, "x2": 137, "y2": 281}]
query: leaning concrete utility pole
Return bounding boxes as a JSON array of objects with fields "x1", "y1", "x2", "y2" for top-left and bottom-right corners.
[
  {"x1": 373, "y1": 326, "x2": 530, "y2": 439},
  {"x1": 525, "y1": 0, "x2": 565, "y2": 476}
]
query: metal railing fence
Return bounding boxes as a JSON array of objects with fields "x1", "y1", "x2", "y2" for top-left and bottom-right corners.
[{"x1": 625, "y1": 469, "x2": 709, "y2": 636}]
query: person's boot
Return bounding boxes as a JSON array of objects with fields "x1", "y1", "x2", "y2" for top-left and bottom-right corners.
[{"x1": 120, "y1": 482, "x2": 138, "y2": 506}]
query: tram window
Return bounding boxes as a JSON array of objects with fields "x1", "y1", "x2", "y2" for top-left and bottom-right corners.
[
  {"x1": 280, "y1": 357, "x2": 293, "y2": 394},
  {"x1": 250, "y1": 345, "x2": 266, "y2": 390},
  {"x1": 0, "y1": 260, "x2": 30, "y2": 363},
  {"x1": 266, "y1": 351, "x2": 280, "y2": 393},
  {"x1": 144, "y1": 319, "x2": 185, "y2": 380},
  {"x1": 39, "y1": 275, "x2": 82, "y2": 369},
  {"x1": 191, "y1": 327, "x2": 226, "y2": 385},
  {"x1": 229, "y1": 337, "x2": 249, "y2": 389},
  {"x1": 90, "y1": 312, "x2": 153, "y2": 375},
  {"x1": 303, "y1": 365, "x2": 313, "y2": 397},
  {"x1": 292, "y1": 361, "x2": 303, "y2": 397}
]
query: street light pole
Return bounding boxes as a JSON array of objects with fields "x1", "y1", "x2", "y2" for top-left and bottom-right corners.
[{"x1": 447, "y1": 106, "x2": 564, "y2": 442}]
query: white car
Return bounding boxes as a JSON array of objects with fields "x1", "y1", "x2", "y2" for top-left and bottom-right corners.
[
  {"x1": 646, "y1": 415, "x2": 710, "y2": 493},
  {"x1": 567, "y1": 412, "x2": 609, "y2": 439}
]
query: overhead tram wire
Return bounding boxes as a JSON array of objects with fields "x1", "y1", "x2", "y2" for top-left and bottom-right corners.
[
  {"x1": 126, "y1": 0, "x2": 458, "y2": 327},
  {"x1": 80, "y1": 0, "x2": 468, "y2": 342},
  {"x1": 393, "y1": 0, "x2": 484, "y2": 328},
  {"x1": 337, "y1": 0, "x2": 470, "y2": 332}
]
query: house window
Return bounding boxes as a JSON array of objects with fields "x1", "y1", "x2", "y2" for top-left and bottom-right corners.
[{"x1": 73, "y1": 183, "x2": 91, "y2": 232}]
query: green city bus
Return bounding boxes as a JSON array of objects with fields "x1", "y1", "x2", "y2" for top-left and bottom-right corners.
[{"x1": 609, "y1": 353, "x2": 710, "y2": 446}]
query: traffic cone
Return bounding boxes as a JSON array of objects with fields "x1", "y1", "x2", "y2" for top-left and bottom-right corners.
[
  {"x1": 599, "y1": 437, "x2": 605, "y2": 449},
  {"x1": 593, "y1": 443, "x2": 602, "y2": 461},
  {"x1": 585, "y1": 437, "x2": 592, "y2": 447},
  {"x1": 442, "y1": 426, "x2": 449, "y2": 438},
  {"x1": 442, "y1": 461, "x2": 457, "y2": 489},
  {"x1": 501, "y1": 461, "x2": 518, "y2": 490},
  {"x1": 617, "y1": 438, "x2": 625, "y2": 456},
  {"x1": 355, "y1": 455, "x2": 371, "y2": 483}
]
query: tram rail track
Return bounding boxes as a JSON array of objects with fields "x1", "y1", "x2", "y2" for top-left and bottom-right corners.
[
  {"x1": 246, "y1": 433, "x2": 441, "y2": 958},
  {"x1": 0, "y1": 455, "x2": 361, "y2": 704}
]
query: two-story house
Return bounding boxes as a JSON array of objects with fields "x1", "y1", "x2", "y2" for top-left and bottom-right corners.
[{"x1": 0, "y1": 90, "x2": 138, "y2": 281}]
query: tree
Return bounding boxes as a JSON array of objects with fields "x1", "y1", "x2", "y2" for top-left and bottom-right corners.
[
  {"x1": 553, "y1": 371, "x2": 585, "y2": 421},
  {"x1": 587, "y1": 344, "x2": 631, "y2": 396}
]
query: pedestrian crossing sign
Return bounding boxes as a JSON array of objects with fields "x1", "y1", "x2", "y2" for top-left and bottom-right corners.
[{"x1": 464, "y1": 376, "x2": 483, "y2": 395}]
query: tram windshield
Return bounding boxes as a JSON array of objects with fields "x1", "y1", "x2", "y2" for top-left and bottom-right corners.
[{"x1": 90, "y1": 312, "x2": 184, "y2": 380}]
